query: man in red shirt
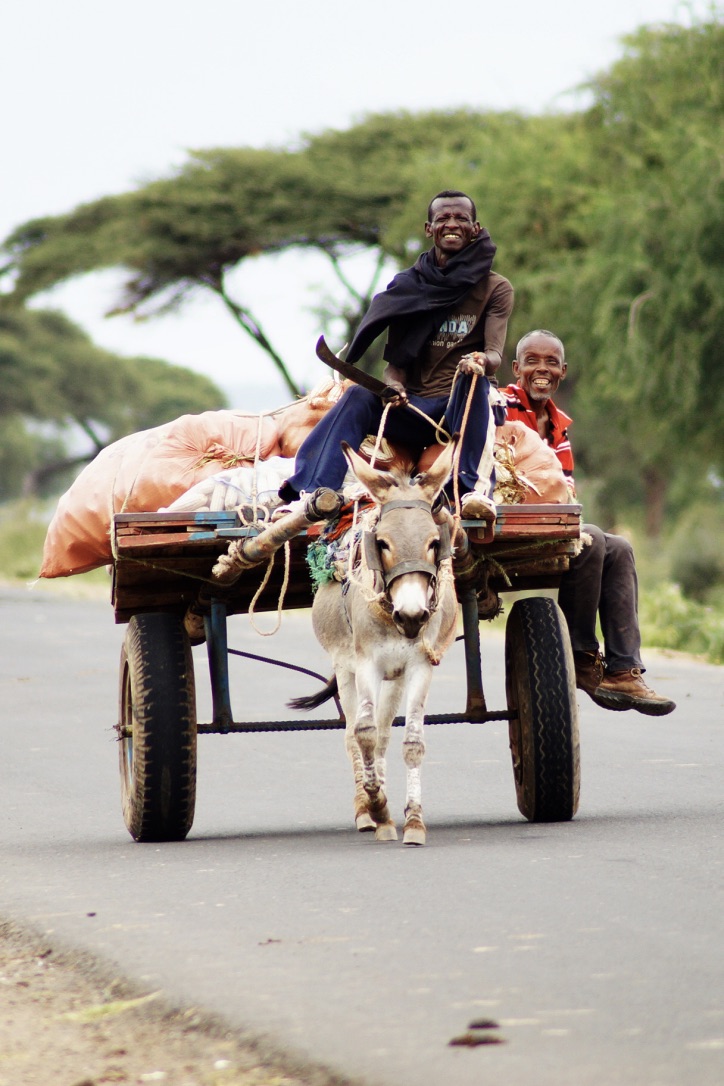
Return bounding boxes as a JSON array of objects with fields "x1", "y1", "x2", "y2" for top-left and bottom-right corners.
[{"x1": 504, "y1": 329, "x2": 675, "y2": 715}]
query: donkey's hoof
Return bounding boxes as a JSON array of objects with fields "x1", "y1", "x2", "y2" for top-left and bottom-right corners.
[
  {"x1": 403, "y1": 824, "x2": 426, "y2": 846},
  {"x1": 355, "y1": 811, "x2": 376, "y2": 832},
  {"x1": 375, "y1": 822, "x2": 398, "y2": 842}
]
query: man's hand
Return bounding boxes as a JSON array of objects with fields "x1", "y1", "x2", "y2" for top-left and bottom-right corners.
[
  {"x1": 383, "y1": 380, "x2": 408, "y2": 408},
  {"x1": 381, "y1": 364, "x2": 408, "y2": 408},
  {"x1": 458, "y1": 351, "x2": 491, "y2": 376},
  {"x1": 459, "y1": 351, "x2": 502, "y2": 377}
]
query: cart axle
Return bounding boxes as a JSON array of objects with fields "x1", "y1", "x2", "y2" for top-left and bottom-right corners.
[{"x1": 193, "y1": 710, "x2": 515, "y2": 735}]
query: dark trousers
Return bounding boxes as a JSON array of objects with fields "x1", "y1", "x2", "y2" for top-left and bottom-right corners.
[
  {"x1": 280, "y1": 375, "x2": 492, "y2": 500},
  {"x1": 558, "y1": 523, "x2": 643, "y2": 672}
]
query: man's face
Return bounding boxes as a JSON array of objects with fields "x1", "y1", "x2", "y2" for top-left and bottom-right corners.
[
  {"x1": 424, "y1": 197, "x2": 480, "y2": 262},
  {"x1": 513, "y1": 333, "x2": 567, "y2": 402}
]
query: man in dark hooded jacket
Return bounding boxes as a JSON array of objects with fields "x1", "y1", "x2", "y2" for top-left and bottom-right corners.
[{"x1": 278, "y1": 190, "x2": 514, "y2": 517}]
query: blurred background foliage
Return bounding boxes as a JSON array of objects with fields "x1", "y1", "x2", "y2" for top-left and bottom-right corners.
[{"x1": 0, "y1": 17, "x2": 722, "y2": 657}]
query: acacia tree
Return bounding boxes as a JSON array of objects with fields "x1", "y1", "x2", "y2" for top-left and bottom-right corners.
[
  {"x1": 0, "y1": 307, "x2": 226, "y2": 498},
  {"x1": 0, "y1": 110, "x2": 497, "y2": 394},
  {"x1": 0, "y1": 147, "x2": 394, "y2": 395}
]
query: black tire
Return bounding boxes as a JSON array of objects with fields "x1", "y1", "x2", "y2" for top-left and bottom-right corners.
[
  {"x1": 505, "y1": 596, "x2": 580, "y2": 822},
  {"x1": 118, "y1": 612, "x2": 197, "y2": 842}
]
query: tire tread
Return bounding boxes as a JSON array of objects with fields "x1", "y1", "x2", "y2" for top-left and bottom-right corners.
[
  {"x1": 505, "y1": 597, "x2": 580, "y2": 822},
  {"x1": 119, "y1": 613, "x2": 197, "y2": 841}
]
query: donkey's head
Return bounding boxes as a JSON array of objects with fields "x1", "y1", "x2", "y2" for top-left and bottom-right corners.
[{"x1": 341, "y1": 439, "x2": 457, "y2": 639}]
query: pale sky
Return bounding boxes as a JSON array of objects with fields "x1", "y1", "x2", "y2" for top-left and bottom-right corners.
[{"x1": 2, "y1": 0, "x2": 714, "y2": 409}]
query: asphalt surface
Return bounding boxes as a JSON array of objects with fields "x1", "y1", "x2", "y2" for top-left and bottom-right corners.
[{"x1": 1, "y1": 582, "x2": 723, "y2": 1086}]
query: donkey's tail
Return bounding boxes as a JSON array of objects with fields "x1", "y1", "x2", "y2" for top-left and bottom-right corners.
[{"x1": 287, "y1": 675, "x2": 339, "y2": 711}]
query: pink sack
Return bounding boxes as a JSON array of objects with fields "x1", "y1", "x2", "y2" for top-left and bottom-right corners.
[
  {"x1": 40, "y1": 411, "x2": 281, "y2": 578},
  {"x1": 415, "y1": 421, "x2": 570, "y2": 504},
  {"x1": 272, "y1": 378, "x2": 348, "y2": 457},
  {"x1": 492, "y1": 421, "x2": 571, "y2": 504},
  {"x1": 39, "y1": 379, "x2": 349, "y2": 579}
]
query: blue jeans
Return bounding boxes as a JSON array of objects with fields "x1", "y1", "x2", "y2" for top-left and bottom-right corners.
[{"x1": 280, "y1": 375, "x2": 495, "y2": 500}]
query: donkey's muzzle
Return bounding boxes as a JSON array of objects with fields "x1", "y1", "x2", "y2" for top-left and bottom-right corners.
[{"x1": 392, "y1": 606, "x2": 431, "y2": 639}]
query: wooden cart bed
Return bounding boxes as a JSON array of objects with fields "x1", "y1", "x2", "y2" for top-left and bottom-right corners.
[{"x1": 111, "y1": 504, "x2": 582, "y2": 624}]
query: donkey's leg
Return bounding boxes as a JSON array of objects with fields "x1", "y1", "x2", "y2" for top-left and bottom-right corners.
[
  {"x1": 369, "y1": 677, "x2": 403, "y2": 841},
  {"x1": 338, "y1": 669, "x2": 375, "y2": 832},
  {"x1": 346, "y1": 730, "x2": 376, "y2": 832},
  {"x1": 355, "y1": 661, "x2": 396, "y2": 841},
  {"x1": 401, "y1": 662, "x2": 434, "y2": 846}
]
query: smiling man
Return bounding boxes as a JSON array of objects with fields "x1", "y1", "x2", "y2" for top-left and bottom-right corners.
[
  {"x1": 277, "y1": 191, "x2": 514, "y2": 517},
  {"x1": 505, "y1": 329, "x2": 676, "y2": 716}
]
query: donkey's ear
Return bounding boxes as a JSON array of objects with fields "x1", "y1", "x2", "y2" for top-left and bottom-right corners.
[
  {"x1": 415, "y1": 436, "x2": 458, "y2": 503},
  {"x1": 341, "y1": 441, "x2": 399, "y2": 502}
]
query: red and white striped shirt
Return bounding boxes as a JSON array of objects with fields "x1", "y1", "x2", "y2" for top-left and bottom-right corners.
[{"x1": 503, "y1": 383, "x2": 575, "y2": 493}]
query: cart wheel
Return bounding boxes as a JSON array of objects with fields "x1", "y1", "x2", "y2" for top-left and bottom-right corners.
[
  {"x1": 505, "y1": 597, "x2": 580, "y2": 822},
  {"x1": 118, "y1": 612, "x2": 197, "y2": 842}
]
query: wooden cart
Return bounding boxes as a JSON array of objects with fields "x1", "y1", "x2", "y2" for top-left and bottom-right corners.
[{"x1": 112, "y1": 504, "x2": 583, "y2": 842}]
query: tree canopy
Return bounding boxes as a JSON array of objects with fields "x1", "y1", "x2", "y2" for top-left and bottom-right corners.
[{"x1": 0, "y1": 307, "x2": 226, "y2": 499}]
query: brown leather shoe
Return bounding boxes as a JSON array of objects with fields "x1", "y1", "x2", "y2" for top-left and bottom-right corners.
[
  {"x1": 594, "y1": 668, "x2": 676, "y2": 716},
  {"x1": 574, "y1": 651, "x2": 606, "y2": 700}
]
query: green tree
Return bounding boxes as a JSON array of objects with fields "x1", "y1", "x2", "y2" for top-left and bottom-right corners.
[
  {"x1": 1, "y1": 147, "x2": 388, "y2": 394},
  {"x1": 0, "y1": 110, "x2": 500, "y2": 392},
  {"x1": 0, "y1": 307, "x2": 226, "y2": 498},
  {"x1": 567, "y1": 19, "x2": 724, "y2": 533},
  {"x1": 398, "y1": 20, "x2": 723, "y2": 535}
]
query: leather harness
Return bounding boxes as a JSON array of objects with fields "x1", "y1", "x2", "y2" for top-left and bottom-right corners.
[{"x1": 362, "y1": 498, "x2": 452, "y2": 590}]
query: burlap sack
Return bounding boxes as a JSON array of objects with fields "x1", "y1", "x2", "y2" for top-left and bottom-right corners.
[
  {"x1": 414, "y1": 420, "x2": 570, "y2": 504},
  {"x1": 492, "y1": 420, "x2": 571, "y2": 504},
  {"x1": 39, "y1": 378, "x2": 348, "y2": 578},
  {"x1": 39, "y1": 411, "x2": 282, "y2": 577}
]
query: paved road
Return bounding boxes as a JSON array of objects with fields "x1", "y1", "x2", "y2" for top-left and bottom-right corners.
[{"x1": 1, "y1": 583, "x2": 723, "y2": 1086}]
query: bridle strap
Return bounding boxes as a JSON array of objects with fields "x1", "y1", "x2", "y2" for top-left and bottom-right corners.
[
  {"x1": 360, "y1": 496, "x2": 452, "y2": 614},
  {"x1": 363, "y1": 530, "x2": 384, "y2": 573},
  {"x1": 384, "y1": 558, "x2": 439, "y2": 585},
  {"x1": 378, "y1": 498, "x2": 432, "y2": 517}
]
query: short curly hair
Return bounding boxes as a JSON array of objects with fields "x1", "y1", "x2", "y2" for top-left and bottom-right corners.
[
  {"x1": 427, "y1": 190, "x2": 477, "y2": 221},
  {"x1": 515, "y1": 329, "x2": 565, "y2": 362}
]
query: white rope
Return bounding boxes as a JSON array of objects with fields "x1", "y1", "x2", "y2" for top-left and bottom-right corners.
[{"x1": 246, "y1": 541, "x2": 292, "y2": 637}]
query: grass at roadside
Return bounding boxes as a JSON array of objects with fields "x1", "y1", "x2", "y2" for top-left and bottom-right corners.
[
  {"x1": 639, "y1": 582, "x2": 724, "y2": 665},
  {"x1": 0, "y1": 499, "x2": 110, "y2": 596}
]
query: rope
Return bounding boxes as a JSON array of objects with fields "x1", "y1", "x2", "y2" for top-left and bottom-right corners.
[
  {"x1": 246, "y1": 541, "x2": 292, "y2": 636},
  {"x1": 421, "y1": 558, "x2": 455, "y2": 663},
  {"x1": 345, "y1": 406, "x2": 391, "y2": 606},
  {"x1": 249, "y1": 411, "x2": 266, "y2": 521},
  {"x1": 368, "y1": 402, "x2": 392, "y2": 469},
  {"x1": 406, "y1": 403, "x2": 451, "y2": 445},
  {"x1": 207, "y1": 408, "x2": 287, "y2": 631}
]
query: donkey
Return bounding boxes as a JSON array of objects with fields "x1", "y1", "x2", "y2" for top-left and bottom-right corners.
[{"x1": 294, "y1": 439, "x2": 459, "y2": 846}]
